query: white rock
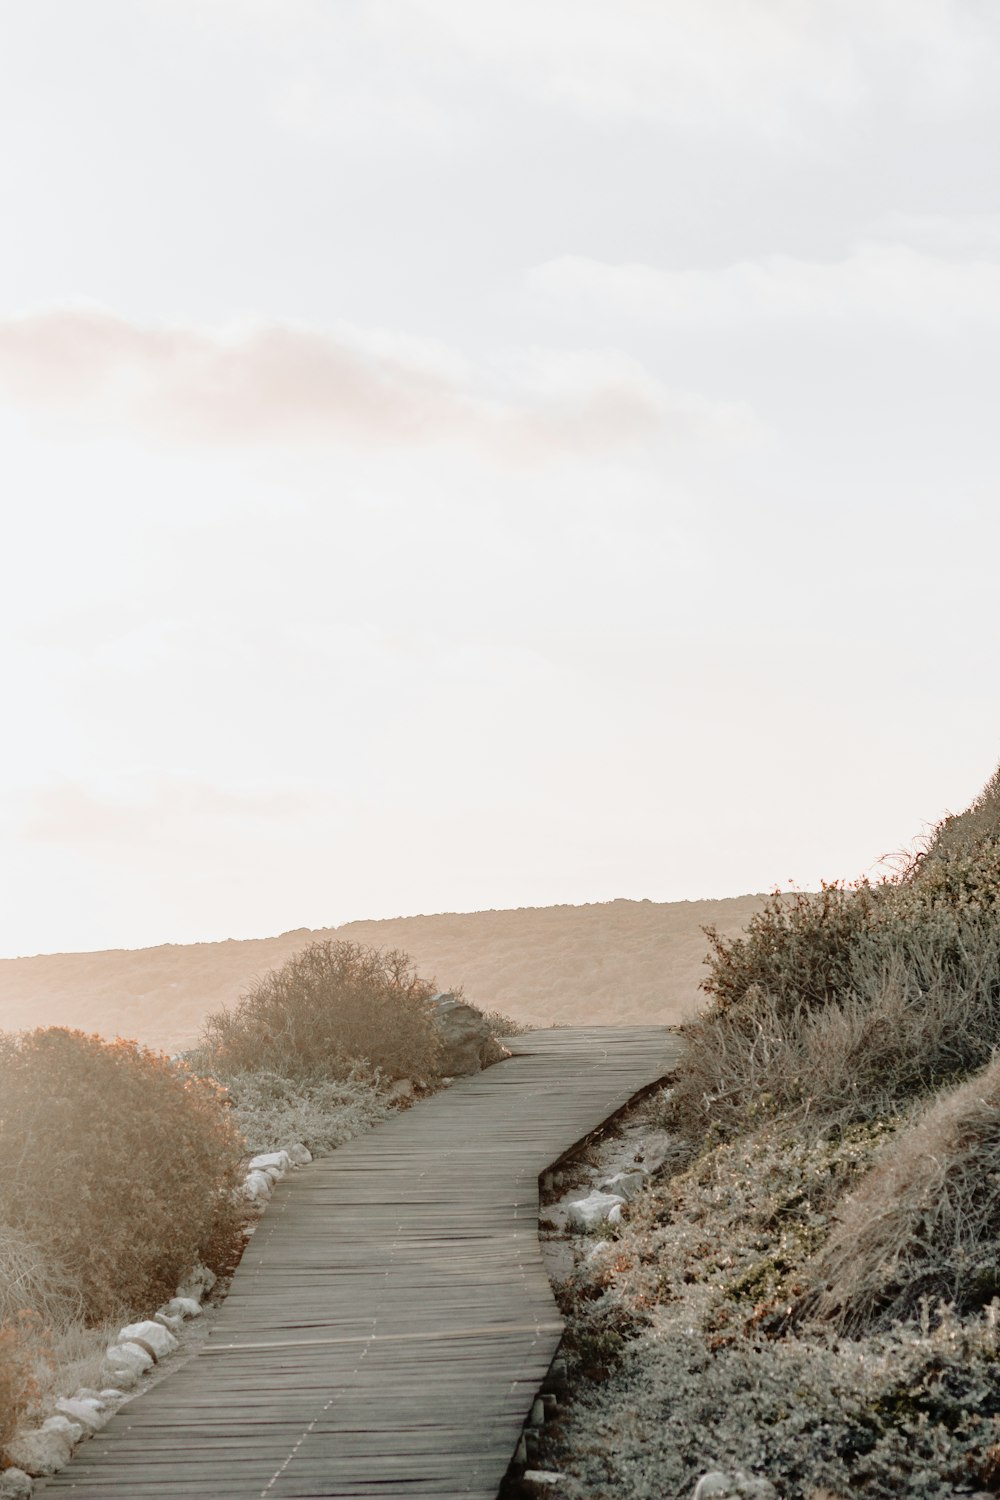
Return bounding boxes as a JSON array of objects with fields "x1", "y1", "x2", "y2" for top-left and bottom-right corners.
[
  {"x1": 117, "y1": 1320, "x2": 178, "y2": 1362},
  {"x1": 175, "y1": 1263, "x2": 216, "y2": 1301},
  {"x1": 693, "y1": 1475, "x2": 735, "y2": 1499},
  {"x1": 565, "y1": 1191, "x2": 627, "y2": 1232},
  {"x1": 287, "y1": 1143, "x2": 312, "y2": 1165},
  {"x1": 98, "y1": 1389, "x2": 127, "y2": 1404},
  {"x1": 692, "y1": 1472, "x2": 777, "y2": 1500},
  {"x1": 387, "y1": 1078, "x2": 414, "y2": 1103},
  {"x1": 55, "y1": 1397, "x2": 106, "y2": 1434},
  {"x1": 248, "y1": 1150, "x2": 291, "y2": 1177},
  {"x1": 597, "y1": 1169, "x2": 647, "y2": 1202},
  {"x1": 585, "y1": 1239, "x2": 612, "y2": 1262},
  {"x1": 522, "y1": 1472, "x2": 562, "y2": 1488},
  {"x1": 102, "y1": 1360, "x2": 140, "y2": 1390},
  {"x1": 0, "y1": 1466, "x2": 33, "y2": 1497},
  {"x1": 244, "y1": 1169, "x2": 273, "y2": 1202},
  {"x1": 159, "y1": 1296, "x2": 202, "y2": 1321},
  {"x1": 105, "y1": 1341, "x2": 155, "y2": 1378},
  {"x1": 154, "y1": 1310, "x2": 183, "y2": 1334},
  {"x1": 41, "y1": 1416, "x2": 83, "y2": 1446},
  {"x1": 3, "y1": 1428, "x2": 74, "y2": 1477}
]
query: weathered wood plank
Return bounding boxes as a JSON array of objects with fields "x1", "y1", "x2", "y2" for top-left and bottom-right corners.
[{"x1": 43, "y1": 1025, "x2": 680, "y2": 1498}]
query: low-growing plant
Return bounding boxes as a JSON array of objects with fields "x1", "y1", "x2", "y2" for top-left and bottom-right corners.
[
  {"x1": 200, "y1": 940, "x2": 442, "y2": 1081},
  {"x1": 204, "y1": 1065, "x2": 395, "y2": 1157},
  {"x1": 0, "y1": 1027, "x2": 244, "y2": 1322}
]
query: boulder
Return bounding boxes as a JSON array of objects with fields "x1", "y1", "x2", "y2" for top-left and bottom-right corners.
[
  {"x1": 387, "y1": 1078, "x2": 414, "y2": 1103},
  {"x1": 522, "y1": 1474, "x2": 562, "y2": 1489},
  {"x1": 175, "y1": 1264, "x2": 216, "y2": 1302},
  {"x1": 105, "y1": 1341, "x2": 155, "y2": 1380},
  {"x1": 117, "y1": 1320, "x2": 178, "y2": 1362},
  {"x1": 54, "y1": 1397, "x2": 106, "y2": 1434},
  {"x1": 693, "y1": 1473, "x2": 777, "y2": 1500},
  {"x1": 597, "y1": 1170, "x2": 647, "y2": 1202},
  {"x1": 0, "y1": 1467, "x2": 33, "y2": 1497},
  {"x1": 3, "y1": 1427, "x2": 74, "y2": 1477},
  {"x1": 248, "y1": 1151, "x2": 291, "y2": 1178},
  {"x1": 427, "y1": 994, "x2": 494, "y2": 1075},
  {"x1": 244, "y1": 1169, "x2": 273, "y2": 1203},
  {"x1": 565, "y1": 1191, "x2": 627, "y2": 1232},
  {"x1": 159, "y1": 1296, "x2": 202, "y2": 1322},
  {"x1": 40, "y1": 1416, "x2": 83, "y2": 1446},
  {"x1": 286, "y1": 1143, "x2": 312, "y2": 1166}
]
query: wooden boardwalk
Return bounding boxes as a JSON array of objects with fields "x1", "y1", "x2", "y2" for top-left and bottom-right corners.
[{"x1": 47, "y1": 1025, "x2": 681, "y2": 1499}]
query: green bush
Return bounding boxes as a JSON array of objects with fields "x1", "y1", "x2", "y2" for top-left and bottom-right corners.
[
  {"x1": 200, "y1": 939, "x2": 442, "y2": 1082},
  {"x1": 0, "y1": 1028, "x2": 244, "y2": 1323}
]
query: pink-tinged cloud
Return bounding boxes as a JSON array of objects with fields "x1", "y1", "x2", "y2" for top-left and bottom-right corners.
[{"x1": 0, "y1": 305, "x2": 751, "y2": 456}]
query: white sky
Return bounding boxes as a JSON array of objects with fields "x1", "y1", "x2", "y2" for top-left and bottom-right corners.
[{"x1": 2, "y1": 0, "x2": 1000, "y2": 956}]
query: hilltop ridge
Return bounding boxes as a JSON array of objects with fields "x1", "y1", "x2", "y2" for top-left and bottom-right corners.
[{"x1": 0, "y1": 894, "x2": 766, "y2": 1051}]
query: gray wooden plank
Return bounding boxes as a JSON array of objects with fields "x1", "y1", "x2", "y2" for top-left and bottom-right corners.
[{"x1": 42, "y1": 1025, "x2": 680, "y2": 1498}]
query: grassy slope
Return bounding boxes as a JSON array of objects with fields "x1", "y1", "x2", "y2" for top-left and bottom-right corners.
[{"x1": 0, "y1": 895, "x2": 765, "y2": 1051}]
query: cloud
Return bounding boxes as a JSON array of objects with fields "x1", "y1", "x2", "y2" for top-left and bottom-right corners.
[
  {"x1": 19, "y1": 773, "x2": 323, "y2": 847},
  {"x1": 0, "y1": 305, "x2": 752, "y2": 456},
  {"x1": 530, "y1": 243, "x2": 1000, "y2": 335}
]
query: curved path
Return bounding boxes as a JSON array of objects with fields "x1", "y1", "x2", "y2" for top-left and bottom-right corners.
[{"x1": 48, "y1": 1025, "x2": 681, "y2": 1498}]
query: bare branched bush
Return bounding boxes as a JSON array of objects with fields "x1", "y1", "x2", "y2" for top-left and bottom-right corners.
[
  {"x1": 200, "y1": 940, "x2": 442, "y2": 1081},
  {"x1": 807, "y1": 1053, "x2": 1000, "y2": 1332},
  {"x1": 0, "y1": 1224, "x2": 82, "y2": 1327},
  {"x1": 0, "y1": 1028, "x2": 244, "y2": 1322}
]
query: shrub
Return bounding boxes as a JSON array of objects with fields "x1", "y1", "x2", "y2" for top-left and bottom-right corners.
[
  {"x1": 0, "y1": 1316, "x2": 40, "y2": 1450},
  {"x1": 700, "y1": 882, "x2": 882, "y2": 1019},
  {"x1": 0, "y1": 1028, "x2": 244, "y2": 1322},
  {"x1": 202, "y1": 1066, "x2": 394, "y2": 1157},
  {"x1": 199, "y1": 940, "x2": 442, "y2": 1081},
  {"x1": 671, "y1": 907, "x2": 1000, "y2": 1139},
  {"x1": 806, "y1": 1052, "x2": 1000, "y2": 1332},
  {"x1": 0, "y1": 1223, "x2": 81, "y2": 1326}
]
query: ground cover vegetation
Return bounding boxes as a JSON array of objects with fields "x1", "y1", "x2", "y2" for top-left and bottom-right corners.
[
  {"x1": 537, "y1": 765, "x2": 1000, "y2": 1499},
  {"x1": 0, "y1": 939, "x2": 470, "y2": 1447}
]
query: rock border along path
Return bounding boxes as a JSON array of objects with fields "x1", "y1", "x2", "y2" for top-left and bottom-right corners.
[{"x1": 46, "y1": 1025, "x2": 681, "y2": 1498}]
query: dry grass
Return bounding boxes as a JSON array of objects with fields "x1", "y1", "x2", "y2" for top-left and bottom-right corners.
[
  {"x1": 807, "y1": 1053, "x2": 1000, "y2": 1332},
  {"x1": 671, "y1": 902, "x2": 1000, "y2": 1140},
  {"x1": 0, "y1": 1225, "x2": 83, "y2": 1327}
]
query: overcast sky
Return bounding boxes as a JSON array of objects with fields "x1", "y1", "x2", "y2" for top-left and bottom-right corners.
[{"x1": 3, "y1": 0, "x2": 999, "y2": 956}]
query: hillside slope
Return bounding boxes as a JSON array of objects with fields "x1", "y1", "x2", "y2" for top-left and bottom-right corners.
[{"x1": 0, "y1": 896, "x2": 765, "y2": 1052}]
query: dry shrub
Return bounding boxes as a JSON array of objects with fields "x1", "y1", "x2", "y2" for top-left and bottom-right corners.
[
  {"x1": 673, "y1": 875, "x2": 1000, "y2": 1140},
  {"x1": 701, "y1": 882, "x2": 882, "y2": 1018},
  {"x1": 807, "y1": 1053, "x2": 1000, "y2": 1332},
  {"x1": 0, "y1": 1223, "x2": 82, "y2": 1326},
  {"x1": 922, "y1": 760, "x2": 1000, "y2": 863},
  {"x1": 0, "y1": 1316, "x2": 40, "y2": 1449},
  {"x1": 200, "y1": 940, "x2": 442, "y2": 1081},
  {"x1": 0, "y1": 1027, "x2": 244, "y2": 1323}
]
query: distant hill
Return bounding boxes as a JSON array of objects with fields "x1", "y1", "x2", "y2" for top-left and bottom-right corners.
[{"x1": 0, "y1": 896, "x2": 767, "y2": 1053}]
